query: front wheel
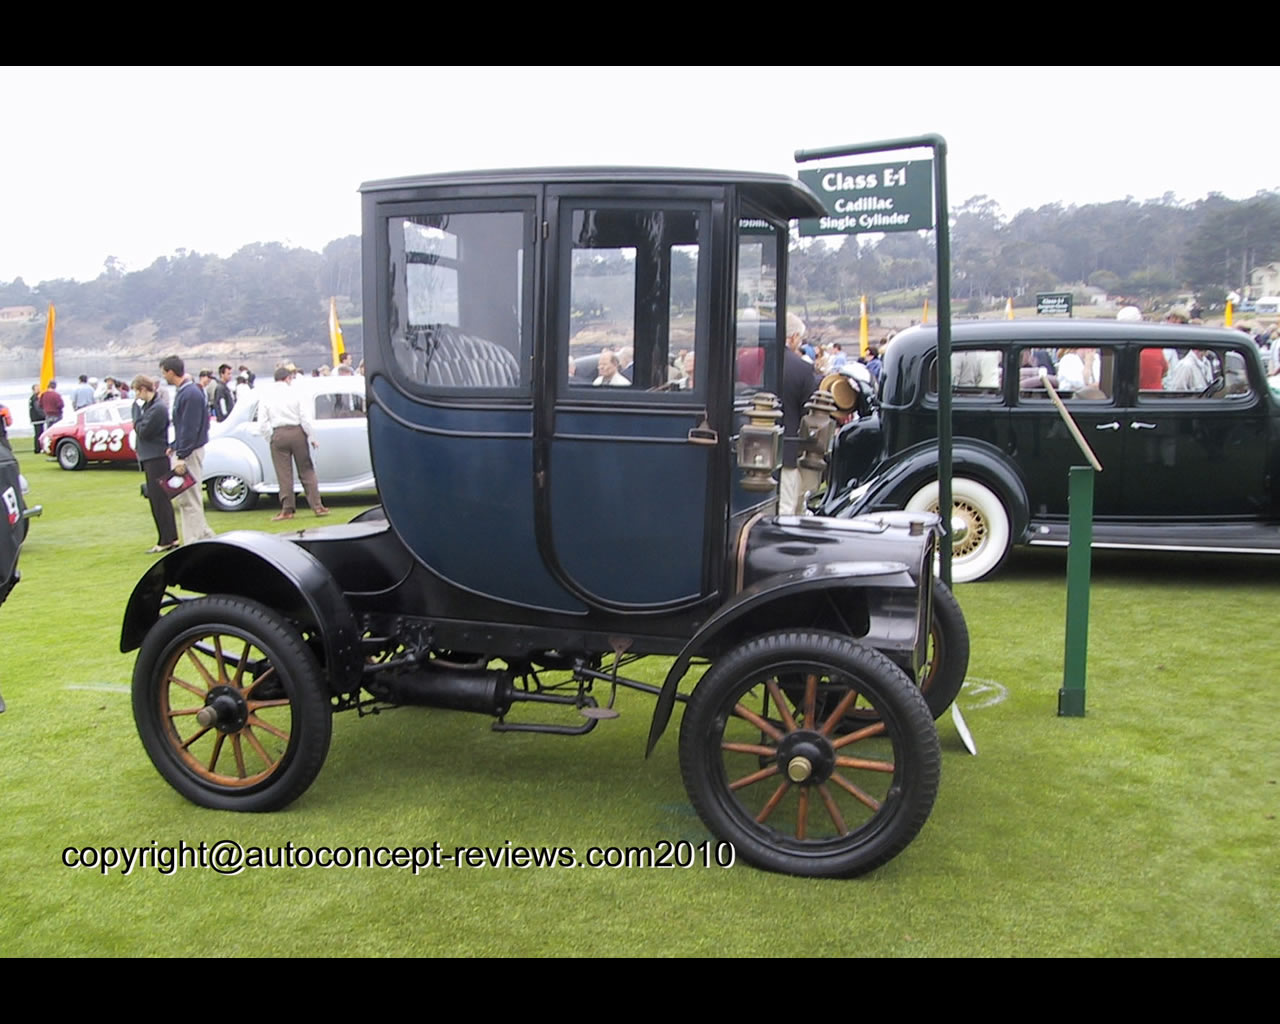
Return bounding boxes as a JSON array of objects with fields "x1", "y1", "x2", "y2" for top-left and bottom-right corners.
[
  {"x1": 920, "y1": 579, "x2": 969, "y2": 718},
  {"x1": 132, "y1": 596, "x2": 332, "y2": 811},
  {"x1": 679, "y1": 631, "x2": 940, "y2": 878},
  {"x1": 207, "y1": 475, "x2": 260, "y2": 512},
  {"x1": 905, "y1": 477, "x2": 1011, "y2": 583},
  {"x1": 56, "y1": 439, "x2": 85, "y2": 471}
]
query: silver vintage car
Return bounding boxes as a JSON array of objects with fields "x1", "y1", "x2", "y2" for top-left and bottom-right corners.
[{"x1": 202, "y1": 375, "x2": 374, "y2": 511}]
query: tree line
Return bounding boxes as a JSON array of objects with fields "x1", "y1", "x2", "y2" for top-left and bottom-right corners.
[
  {"x1": 790, "y1": 189, "x2": 1280, "y2": 315},
  {"x1": 0, "y1": 190, "x2": 1276, "y2": 346},
  {"x1": 0, "y1": 236, "x2": 361, "y2": 346}
]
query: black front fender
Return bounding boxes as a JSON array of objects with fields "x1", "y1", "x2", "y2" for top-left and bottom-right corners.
[
  {"x1": 120, "y1": 531, "x2": 363, "y2": 695},
  {"x1": 644, "y1": 560, "x2": 919, "y2": 756},
  {"x1": 841, "y1": 438, "x2": 1030, "y2": 542}
]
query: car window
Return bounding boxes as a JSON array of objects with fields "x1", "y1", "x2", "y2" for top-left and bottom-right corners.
[
  {"x1": 735, "y1": 218, "x2": 784, "y2": 397},
  {"x1": 387, "y1": 205, "x2": 533, "y2": 392},
  {"x1": 1018, "y1": 346, "x2": 1116, "y2": 403},
  {"x1": 1137, "y1": 347, "x2": 1253, "y2": 401},
  {"x1": 314, "y1": 392, "x2": 367, "y2": 419},
  {"x1": 928, "y1": 349, "x2": 1003, "y2": 400},
  {"x1": 561, "y1": 204, "x2": 704, "y2": 395}
]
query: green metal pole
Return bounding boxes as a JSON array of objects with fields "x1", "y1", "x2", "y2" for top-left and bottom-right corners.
[{"x1": 1059, "y1": 465, "x2": 1093, "y2": 717}]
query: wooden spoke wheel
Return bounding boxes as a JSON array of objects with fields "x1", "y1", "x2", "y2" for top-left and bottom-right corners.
[
  {"x1": 132, "y1": 596, "x2": 331, "y2": 811},
  {"x1": 679, "y1": 631, "x2": 940, "y2": 878}
]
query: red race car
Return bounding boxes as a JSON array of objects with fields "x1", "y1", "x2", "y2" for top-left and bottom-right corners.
[{"x1": 42, "y1": 399, "x2": 140, "y2": 470}]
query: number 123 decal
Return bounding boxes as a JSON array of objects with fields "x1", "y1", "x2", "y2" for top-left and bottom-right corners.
[{"x1": 86, "y1": 428, "x2": 125, "y2": 453}]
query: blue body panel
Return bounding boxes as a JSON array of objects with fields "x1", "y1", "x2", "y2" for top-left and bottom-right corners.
[{"x1": 370, "y1": 376, "x2": 585, "y2": 613}]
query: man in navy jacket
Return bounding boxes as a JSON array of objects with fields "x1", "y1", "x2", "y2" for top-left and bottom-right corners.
[{"x1": 160, "y1": 356, "x2": 216, "y2": 544}]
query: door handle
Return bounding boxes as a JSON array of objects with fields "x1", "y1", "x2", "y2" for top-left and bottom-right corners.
[
  {"x1": 1130, "y1": 421, "x2": 1157, "y2": 430},
  {"x1": 688, "y1": 415, "x2": 718, "y2": 445},
  {"x1": 1095, "y1": 421, "x2": 1120, "y2": 431}
]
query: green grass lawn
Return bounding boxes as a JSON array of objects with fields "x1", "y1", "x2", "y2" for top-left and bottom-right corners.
[{"x1": 2, "y1": 452, "x2": 1277, "y2": 956}]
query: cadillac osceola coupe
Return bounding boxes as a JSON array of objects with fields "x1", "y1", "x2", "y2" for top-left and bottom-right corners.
[{"x1": 121, "y1": 167, "x2": 969, "y2": 877}]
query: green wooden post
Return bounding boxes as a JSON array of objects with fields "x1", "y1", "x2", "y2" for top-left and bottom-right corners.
[{"x1": 1059, "y1": 465, "x2": 1093, "y2": 717}]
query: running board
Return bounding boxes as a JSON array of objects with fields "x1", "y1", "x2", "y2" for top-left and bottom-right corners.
[{"x1": 1026, "y1": 520, "x2": 1280, "y2": 555}]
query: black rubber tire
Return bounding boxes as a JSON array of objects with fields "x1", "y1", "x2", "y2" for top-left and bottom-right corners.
[
  {"x1": 206, "y1": 475, "x2": 260, "y2": 512},
  {"x1": 56, "y1": 439, "x2": 85, "y2": 471},
  {"x1": 920, "y1": 579, "x2": 969, "y2": 719},
  {"x1": 822, "y1": 579, "x2": 970, "y2": 727},
  {"x1": 679, "y1": 630, "x2": 940, "y2": 878},
  {"x1": 132, "y1": 596, "x2": 332, "y2": 811}
]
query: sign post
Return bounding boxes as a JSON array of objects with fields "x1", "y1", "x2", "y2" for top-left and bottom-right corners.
[
  {"x1": 1038, "y1": 370, "x2": 1101, "y2": 718},
  {"x1": 794, "y1": 135, "x2": 953, "y2": 585}
]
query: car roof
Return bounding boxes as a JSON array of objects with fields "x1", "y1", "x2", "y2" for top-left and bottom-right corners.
[
  {"x1": 360, "y1": 166, "x2": 826, "y2": 223},
  {"x1": 82, "y1": 399, "x2": 134, "y2": 416},
  {"x1": 889, "y1": 319, "x2": 1253, "y2": 355}
]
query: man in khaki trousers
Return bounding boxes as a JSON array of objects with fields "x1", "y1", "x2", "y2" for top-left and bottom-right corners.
[{"x1": 257, "y1": 366, "x2": 329, "y2": 521}]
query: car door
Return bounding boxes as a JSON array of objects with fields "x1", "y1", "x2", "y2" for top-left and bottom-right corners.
[
  {"x1": 308, "y1": 388, "x2": 370, "y2": 488},
  {"x1": 541, "y1": 188, "x2": 722, "y2": 611},
  {"x1": 1125, "y1": 344, "x2": 1271, "y2": 517},
  {"x1": 1009, "y1": 344, "x2": 1126, "y2": 517}
]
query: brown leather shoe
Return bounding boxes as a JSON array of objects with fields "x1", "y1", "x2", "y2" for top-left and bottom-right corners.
[{"x1": 271, "y1": 510, "x2": 295, "y2": 521}]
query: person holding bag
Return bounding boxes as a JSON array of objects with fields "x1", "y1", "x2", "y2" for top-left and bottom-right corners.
[{"x1": 131, "y1": 375, "x2": 179, "y2": 554}]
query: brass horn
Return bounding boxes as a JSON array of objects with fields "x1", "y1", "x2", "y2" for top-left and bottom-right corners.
[{"x1": 819, "y1": 372, "x2": 856, "y2": 413}]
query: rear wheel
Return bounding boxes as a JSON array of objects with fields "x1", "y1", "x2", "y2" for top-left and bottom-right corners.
[
  {"x1": 919, "y1": 579, "x2": 969, "y2": 719},
  {"x1": 132, "y1": 596, "x2": 331, "y2": 811},
  {"x1": 679, "y1": 631, "x2": 940, "y2": 878},
  {"x1": 56, "y1": 439, "x2": 85, "y2": 471},
  {"x1": 207, "y1": 475, "x2": 260, "y2": 512}
]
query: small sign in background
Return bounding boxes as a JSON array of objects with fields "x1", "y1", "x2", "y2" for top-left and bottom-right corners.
[{"x1": 1037, "y1": 292, "x2": 1073, "y2": 317}]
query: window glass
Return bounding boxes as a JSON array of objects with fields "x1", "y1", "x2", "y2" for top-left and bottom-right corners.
[
  {"x1": 735, "y1": 223, "x2": 782, "y2": 396},
  {"x1": 1018, "y1": 347, "x2": 1115, "y2": 402},
  {"x1": 1139, "y1": 347, "x2": 1250, "y2": 401},
  {"x1": 928, "y1": 349, "x2": 1004, "y2": 398},
  {"x1": 314, "y1": 392, "x2": 367, "y2": 419},
  {"x1": 564, "y1": 207, "x2": 701, "y2": 393},
  {"x1": 388, "y1": 210, "x2": 527, "y2": 389}
]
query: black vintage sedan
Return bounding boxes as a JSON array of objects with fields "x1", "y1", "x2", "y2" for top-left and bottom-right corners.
[{"x1": 823, "y1": 319, "x2": 1280, "y2": 581}]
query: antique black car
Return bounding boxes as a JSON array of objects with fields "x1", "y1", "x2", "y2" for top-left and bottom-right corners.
[
  {"x1": 1, "y1": 442, "x2": 39, "y2": 712},
  {"x1": 121, "y1": 168, "x2": 969, "y2": 878},
  {"x1": 0, "y1": 443, "x2": 34, "y2": 610},
  {"x1": 824, "y1": 319, "x2": 1280, "y2": 581}
]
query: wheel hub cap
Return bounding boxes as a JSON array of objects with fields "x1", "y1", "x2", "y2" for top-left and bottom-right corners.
[
  {"x1": 776, "y1": 730, "x2": 835, "y2": 786},
  {"x1": 197, "y1": 685, "x2": 249, "y2": 733}
]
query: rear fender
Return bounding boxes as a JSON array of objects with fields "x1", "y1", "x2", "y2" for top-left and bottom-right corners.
[
  {"x1": 645, "y1": 561, "x2": 921, "y2": 755},
  {"x1": 119, "y1": 531, "x2": 363, "y2": 695}
]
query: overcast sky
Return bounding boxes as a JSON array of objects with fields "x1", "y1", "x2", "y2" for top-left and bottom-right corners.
[{"x1": 2, "y1": 66, "x2": 1273, "y2": 284}]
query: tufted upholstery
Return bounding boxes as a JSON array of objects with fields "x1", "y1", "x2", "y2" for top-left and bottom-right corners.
[{"x1": 394, "y1": 324, "x2": 520, "y2": 389}]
